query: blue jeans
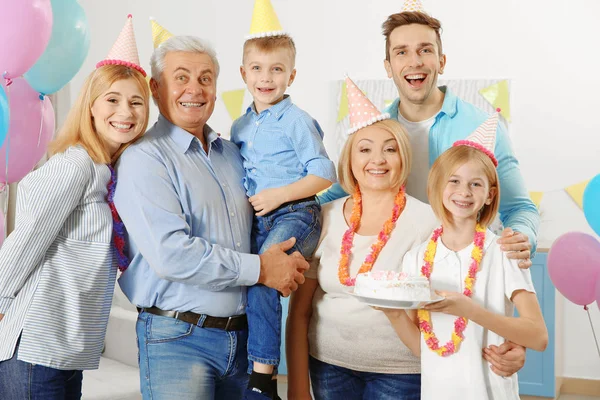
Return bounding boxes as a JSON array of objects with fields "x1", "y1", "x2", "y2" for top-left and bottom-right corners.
[
  {"x1": 0, "y1": 338, "x2": 83, "y2": 400},
  {"x1": 136, "y1": 311, "x2": 249, "y2": 399},
  {"x1": 247, "y1": 198, "x2": 321, "y2": 371},
  {"x1": 309, "y1": 356, "x2": 421, "y2": 400}
]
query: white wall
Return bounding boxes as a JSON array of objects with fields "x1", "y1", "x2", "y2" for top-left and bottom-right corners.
[{"x1": 71, "y1": 0, "x2": 600, "y2": 380}]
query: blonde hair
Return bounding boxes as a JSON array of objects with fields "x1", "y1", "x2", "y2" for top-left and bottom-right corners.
[
  {"x1": 338, "y1": 119, "x2": 412, "y2": 195},
  {"x1": 427, "y1": 145, "x2": 500, "y2": 227},
  {"x1": 243, "y1": 35, "x2": 296, "y2": 66},
  {"x1": 48, "y1": 65, "x2": 150, "y2": 164}
]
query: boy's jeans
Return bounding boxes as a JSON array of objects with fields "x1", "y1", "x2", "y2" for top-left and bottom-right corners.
[{"x1": 247, "y1": 197, "x2": 321, "y2": 372}]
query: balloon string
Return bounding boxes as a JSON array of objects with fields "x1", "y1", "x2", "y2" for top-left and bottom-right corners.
[
  {"x1": 584, "y1": 305, "x2": 600, "y2": 358},
  {"x1": 38, "y1": 95, "x2": 45, "y2": 147},
  {"x1": 3, "y1": 81, "x2": 9, "y2": 187}
]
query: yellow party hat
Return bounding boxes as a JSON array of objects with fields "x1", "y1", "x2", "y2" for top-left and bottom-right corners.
[
  {"x1": 150, "y1": 17, "x2": 174, "y2": 49},
  {"x1": 402, "y1": 0, "x2": 426, "y2": 12},
  {"x1": 246, "y1": 0, "x2": 285, "y2": 40}
]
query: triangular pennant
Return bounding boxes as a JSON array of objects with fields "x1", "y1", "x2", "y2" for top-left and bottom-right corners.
[
  {"x1": 529, "y1": 192, "x2": 543, "y2": 208},
  {"x1": 565, "y1": 180, "x2": 590, "y2": 209},
  {"x1": 221, "y1": 89, "x2": 246, "y2": 121},
  {"x1": 384, "y1": 99, "x2": 394, "y2": 108},
  {"x1": 337, "y1": 82, "x2": 348, "y2": 122},
  {"x1": 479, "y1": 80, "x2": 511, "y2": 122}
]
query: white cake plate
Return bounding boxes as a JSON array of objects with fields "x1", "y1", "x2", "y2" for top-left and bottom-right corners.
[{"x1": 345, "y1": 287, "x2": 444, "y2": 309}]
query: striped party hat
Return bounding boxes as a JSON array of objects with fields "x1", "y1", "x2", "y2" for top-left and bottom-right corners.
[
  {"x1": 246, "y1": 0, "x2": 286, "y2": 40},
  {"x1": 150, "y1": 18, "x2": 174, "y2": 49},
  {"x1": 453, "y1": 112, "x2": 499, "y2": 167},
  {"x1": 96, "y1": 14, "x2": 146, "y2": 77},
  {"x1": 346, "y1": 76, "x2": 389, "y2": 135},
  {"x1": 402, "y1": 0, "x2": 426, "y2": 12}
]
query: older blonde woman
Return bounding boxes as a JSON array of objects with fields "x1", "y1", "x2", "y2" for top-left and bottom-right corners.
[{"x1": 286, "y1": 78, "x2": 525, "y2": 400}]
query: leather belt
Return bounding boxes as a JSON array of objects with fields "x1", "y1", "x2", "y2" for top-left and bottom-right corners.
[
  {"x1": 278, "y1": 195, "x2": 317, "y2": 209},
  {"x1": 142, "y1": 306, "x2": 247, "y2": 331}
]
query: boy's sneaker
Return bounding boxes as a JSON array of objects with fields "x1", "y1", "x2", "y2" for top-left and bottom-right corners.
[{"x1": 242, "y1": 387, "x2": 272, "y2": 400}]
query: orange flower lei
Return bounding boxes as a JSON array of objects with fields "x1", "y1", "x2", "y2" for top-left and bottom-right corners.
[
  {"x1": 417, "y1": 224, "x2": 486, "y2": 356},
  {"x1": 338, "y1": 186, "x2": 407, "y2": 286}
]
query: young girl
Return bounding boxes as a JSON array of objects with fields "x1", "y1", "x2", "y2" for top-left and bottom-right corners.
[
  {"x1": 0, "y1": 15, "x2": 149, "y2": 397},
  {"x1": 379, "y1": 114, "x2": 548, "y2": 400}
]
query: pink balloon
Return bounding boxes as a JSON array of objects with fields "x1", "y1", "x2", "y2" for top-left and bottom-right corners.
[
  {"x1": 0, "y1": 78, "x2": 55, "y2": 184},
  {"x1": 0, "y1": 0, "x2": 53, "y2": 79},
  {"x1": 548, "y1": 232, "x2": 600, "y2": 306}
]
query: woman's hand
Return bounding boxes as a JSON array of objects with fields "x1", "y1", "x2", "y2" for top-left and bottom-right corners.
[
  {"x1": 287, "y1": 391, "x2": 313, "y2": 400},
  {"x1": 424, "y1": 290, "x2": 477, "y2": 319}
]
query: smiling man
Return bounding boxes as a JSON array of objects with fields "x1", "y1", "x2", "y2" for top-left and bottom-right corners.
[
  {"x1": 113, "y1": 36, "x2": 310, "y2": 400},
  {"x1": 318, "y1": 9, "x2": 540, "y2": 379}
]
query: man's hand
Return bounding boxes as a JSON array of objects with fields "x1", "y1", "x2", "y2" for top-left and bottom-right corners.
[
  {"x1": 250, "y1": 188, "x2": 286, "y2": 217},
  {"x1": 483, "y1": 341, "x2": 526, "y2": 377},
  {"x1": 497, "y1": 228, "x2": 532, "y2": 269},
  {"x1": 0, "y1": 314, "x2": 3, "y2": 322},
  {"x1": 258, "y1": 237, "x2": 309, "y2": 297}
]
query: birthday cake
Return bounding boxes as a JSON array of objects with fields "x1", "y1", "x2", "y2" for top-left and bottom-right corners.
[{"x1": 354, "y1": 270, "x2": 431, "y2": 301}]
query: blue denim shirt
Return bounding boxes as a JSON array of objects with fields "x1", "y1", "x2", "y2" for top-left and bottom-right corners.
[
  {"x1": 319, "y1": 87, "x2": 539, "y2": 252},
  {"x1": 231, "y1": 95, "x2": 336, "y2": 197},
  {"x1": 114, "y1": 115, "x2": 260, "y2": 317}
]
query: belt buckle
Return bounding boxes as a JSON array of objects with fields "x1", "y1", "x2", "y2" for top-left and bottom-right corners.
[{"x1": 224, "y1": 316, "x2": 233, "y2": 331}]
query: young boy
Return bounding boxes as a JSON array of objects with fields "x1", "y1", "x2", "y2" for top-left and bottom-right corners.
[{"x1": 231, "y1": 34, "x2": 336, "y2": 399}]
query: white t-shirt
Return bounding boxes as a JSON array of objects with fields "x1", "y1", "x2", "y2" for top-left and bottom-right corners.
[
  {"x1": 397, "y1": 112, "x2": 437, "y2": 203},
  {"x1": 401, "y1": 229, "x2": 536, "y2": 400},
  {"x1": 305, "y1": 195, "x2": 438, "y2": 373}
]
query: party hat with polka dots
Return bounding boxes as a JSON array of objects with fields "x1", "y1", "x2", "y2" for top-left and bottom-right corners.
[
  {"x1": 150, "y1": 17, "x2": 173, "y2": 49},
  {"x1": 453, "y1": 112, "x2": 499, "y2": 167},
  {"x1": 96, "y1": 14, "x2": 146, "y2": 77},
  {"x1": 346, "y1": 76, "x2": 390, "y2": 135},
  {"x1": 402, "y1": 0, "x2": 426, "y2": 12},
  {"x1": 246, "y1": 0, "x2": 286, "y2": 40}
]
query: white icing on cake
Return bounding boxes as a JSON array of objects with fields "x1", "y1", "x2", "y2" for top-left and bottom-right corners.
[{"x1": 354, "y1": 270, "x2": 431, "y2": 301}]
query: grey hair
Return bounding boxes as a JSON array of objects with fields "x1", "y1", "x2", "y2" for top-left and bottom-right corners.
[{"x1": 150, "y1": 36, "x2": 220, "y2": 81}]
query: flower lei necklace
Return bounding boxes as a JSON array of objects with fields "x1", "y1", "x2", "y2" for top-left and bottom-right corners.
[
  {"x1": 417, "y1": 224, "x2": 486, "y2": 356},
  {"x1": 338, "y1": 186, "x2": 406, "y2": 286}
]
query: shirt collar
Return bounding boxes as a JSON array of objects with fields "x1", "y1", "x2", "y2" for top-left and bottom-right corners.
[
  {"x1": 432, "y1": 227, "x2": 496, "y2": 263},
  {"x1": 387, "y1": 86, "x2": 458, "y2": 120},
  {"x1": 158, "y1": 114, "x2": 222, "y2": 153},
  {"x1": 245, "y1": 95, "x2": 293, "y2": 120}
]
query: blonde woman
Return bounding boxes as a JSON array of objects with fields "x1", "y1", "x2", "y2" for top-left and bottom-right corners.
[{"x1": 0, "y1": 16, "x2": 149, "y2": 398}]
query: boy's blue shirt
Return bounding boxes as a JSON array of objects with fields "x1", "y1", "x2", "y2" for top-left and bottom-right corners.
[
  {"x1": 231, "y1": 95, "x2": 336, "y2": 197},
  {"x1": 319, "y1": 86, "x2": 539, "y2": 252}
]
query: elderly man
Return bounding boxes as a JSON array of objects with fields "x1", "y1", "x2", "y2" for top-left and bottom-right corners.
[{"x1": 114, "y1": 36, "x2": 308, "y2": 399}]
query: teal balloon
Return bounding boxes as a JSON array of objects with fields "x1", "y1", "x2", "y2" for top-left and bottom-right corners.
[
  {"x1": 583, "y1": 174, "x2": 600, "y2": 236},
  {"x1": 24, "y1": 0, "x2": 90, "y2": 95},
  {"x1": 0, "y1": 85, "x2": 8, "y2": 148}
]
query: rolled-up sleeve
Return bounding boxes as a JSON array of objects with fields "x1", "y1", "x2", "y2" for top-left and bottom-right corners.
[
  {"x1": 495, "y1": 123, "x2": 540, "y2": 254},
  {"x1": 288, "y1": 115, "x2": 337, "y2": 183}
]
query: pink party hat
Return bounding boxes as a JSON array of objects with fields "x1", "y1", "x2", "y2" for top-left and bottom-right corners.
[
  {"x1": 346, "y1": 76, "x2": 389, "y2": 135},
  {"x1": 402, "y1": 0, "x2": 426, "y2": 12},
  {"x1": 96, "y1": 14, "x2": 146, "y2": 77},
  {"x1": 453, "y1": 112, "x2": 499, "y2": 167}
]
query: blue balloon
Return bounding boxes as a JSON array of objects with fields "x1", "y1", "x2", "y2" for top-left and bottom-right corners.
[
  {"x1": 0, "y1": 85, "x2": 8, "y2": 148},
  {"x1": 24, "y1": 0, "x2": 90, "y2": 95},
  {"x1": 583, "y1": 174, "x2": 600, "y2": 236}
]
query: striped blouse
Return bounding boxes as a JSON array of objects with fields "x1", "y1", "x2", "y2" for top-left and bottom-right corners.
[{"x1": 0, "y1": 146, "x2": 116, "y2": 370}]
